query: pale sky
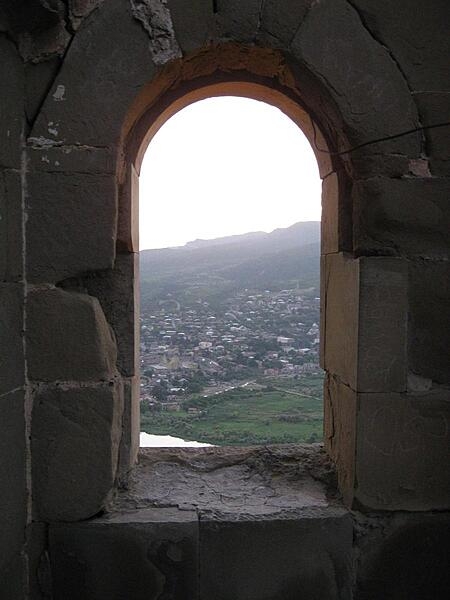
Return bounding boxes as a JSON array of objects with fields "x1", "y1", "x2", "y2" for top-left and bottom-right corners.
[{"x1": 139, "y1": 97, "x2": 321, "y2": 250}]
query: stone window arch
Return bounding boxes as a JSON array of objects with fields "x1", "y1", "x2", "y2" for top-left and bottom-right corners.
[{"x1": 25, "y1": 2, "x2": 448, "y2": 526}]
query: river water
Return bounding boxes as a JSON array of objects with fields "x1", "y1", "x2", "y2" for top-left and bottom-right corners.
[{"x1": 140, "y1": 432, "x2": 213, "y2": 447}]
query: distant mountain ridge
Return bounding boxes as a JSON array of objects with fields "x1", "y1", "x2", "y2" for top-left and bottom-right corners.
[
  {"x1": 140, "y1": 221, "x2": 320, "y2": 307},
  {"x1": 185, "y1": 230, "x2": 267, "y2": 249}
]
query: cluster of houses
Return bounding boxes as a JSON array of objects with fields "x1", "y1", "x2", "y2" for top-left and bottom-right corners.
[{"x1": 140, "y1": 288, "x2": 321, "y2": 408}]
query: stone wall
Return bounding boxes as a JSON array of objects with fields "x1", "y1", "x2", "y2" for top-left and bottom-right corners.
[{"x1": 0, "y1": 0, "x2": 449, "y2": 597}]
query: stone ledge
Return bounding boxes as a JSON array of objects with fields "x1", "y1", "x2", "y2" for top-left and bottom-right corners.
[
  {"x1": 116, "y1": 444, "x2": 341, "y2": 518},
  {"x1": 45, "y1": 446, "x2": 450, "y2": 599}
]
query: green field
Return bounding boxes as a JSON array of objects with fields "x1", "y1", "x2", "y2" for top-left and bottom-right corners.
[{"x1": 141, "y1": 374, "x2": 324, "y2": 445}]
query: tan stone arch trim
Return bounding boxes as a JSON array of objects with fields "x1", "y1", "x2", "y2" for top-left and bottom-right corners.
[{"x1": 121, "y1": 43, "x2": 336, "y2": 180}]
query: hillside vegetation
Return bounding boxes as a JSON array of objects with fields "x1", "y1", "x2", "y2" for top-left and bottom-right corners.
[{"x1": 140, "y1": 221, "x2": 320, "y2": 306}]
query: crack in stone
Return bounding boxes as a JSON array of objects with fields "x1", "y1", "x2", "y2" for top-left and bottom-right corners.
[
  {"x1": 312, "y1": 119, "x2": 450, "y2": 158},
  {"x1": 255, "y1": 0, "x2": 267, "y2": 36},
  {"x1": 345, "y1": 0, "x2": 426, "y2": 153}
]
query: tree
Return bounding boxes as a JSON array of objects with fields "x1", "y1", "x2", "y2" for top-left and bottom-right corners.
[{"x1": 151, "y1": 383, "x2": 168, "y2": 402}]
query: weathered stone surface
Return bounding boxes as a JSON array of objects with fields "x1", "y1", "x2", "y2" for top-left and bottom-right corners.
[
  {"x1": 324, "y1": 376, "x2": 357, "y2": 508},
  {"x1": 355, "y1": 514, "x2": 450, "y2": 600},
  {"x1": 350, "y1": 0, "x2": 450, "y2": 91},
  {"x1": 117, "y1": 376, "x2": 140, "y2": 483},
  {"x1": 26, "y1": 171, "x2": 117, "y2": 282},
  {"x1": 321, "y1": 173, "x2": 339, "y2": 255},
  {"x1": 353, "y1": 177, "x2": 450, "y2": 258},
  {"x1": 30, "y1": 0, "x2": 156, "y2": 147},
  {"x1": 326, "y1": 380, "x2": 450, "y2": 511},
  {"x1": 358, "y1": 257, "x2": 407, "y2": 392},
  {"x1": 27, "y1": 287, "x2": 117, "y2": 382},
  {"x1": 27, "y1": 522, "x2": 52, "y2": 600},
  {"x1": 25, "y1": 57, "x2": 61, "y2": 125},
  {"x1": 291, "y1": 0, "x2": 421, "y2": 153},
  {"x1": 355, "y1": 390, "x2": 450, "y2": 511},
  {"x1": 259, "y1": 0, "x2": 312, "y2": 48},
  {"x1": 0, "y1": 552, "x2": 26, "y2": 600},
  {"x1": 200, "y1": 512, "x2": 353, "y2": 600},
  {"x1": 0, "y1": 390, "x2": 27, "y2": 593},
  {"x1": 347, "y1": 147, "x2": 412, "y2": 180},
  {"x1": 32, "y1": 381, "x2": 123, "y2": 521},
  {"x1": 415, "y1": 92, "x2": 450, "y2": 176},
  {"x1": 28, "y1": 144, "x2": 116, "y2": 174},
  {"x1": 215, "y1": 0, "x2": 262, "y2": 42},
  {"x1": 69, "y1": 0, "x2": 105, "y2": 30},
  {"x1": 2, "y1": 0, "x2": 71, "y2": 63},
  {"x1": 0, "y1": 170, "x2": 23, "y2": 282},
  {"x1": 84, "y1": 253, "x2": 139, "y2": 377},
  {"x1": 0, "y1": 36, "x2": 23, "y2": 169},
  {"x1": 408, "y1": 260, "x2": 450, "y2": 384},
  {"x1": 119, "y1": 446, "x2": 338, "y2": 517},
  {"x1": 117, "y1": 163, "x2": 139, "y2": 253},
  {"x1": 130, "y1": 0, "x2": 181, "y2": 65},
  {"x1": 166, "y1": 0, "x2": 212, "y2": 54},
  {"x1": 322, "y1": 253, "x2": 359, "y2": 387},
  {"x1": 49, "y1": 508, "x2": 198, "y2": 600},
  {"x1": 0, "y1": 284, "x2": 25, "y2": 394}
]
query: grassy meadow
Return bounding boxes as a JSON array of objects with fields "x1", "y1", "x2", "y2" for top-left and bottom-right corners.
[{"x1": 140, "y1": 373, "x2": 324, "y2": 446}]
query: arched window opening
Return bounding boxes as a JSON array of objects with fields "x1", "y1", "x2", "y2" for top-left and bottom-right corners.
[{"x1": 138, "y1": 96, "x2": 323, "y2": 448}]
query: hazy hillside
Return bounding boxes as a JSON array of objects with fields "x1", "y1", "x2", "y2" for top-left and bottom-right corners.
[
  {"x1": 183, "y1": 221, "x2": 320, "y2": 251},
  {"x1": 140, "y1": 221, "x2": 320, "y2": 306}
]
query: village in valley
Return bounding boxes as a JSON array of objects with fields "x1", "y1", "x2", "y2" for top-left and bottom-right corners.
[
  {"x1": 138, "y1": 222, "x2": 323, "y2": 445},
  {"x1": 139, "y1": 284, "x2": 324, "y2": 445},
  {"x1": 140, "y1": 287, "x2": 320, "y2": 408}
]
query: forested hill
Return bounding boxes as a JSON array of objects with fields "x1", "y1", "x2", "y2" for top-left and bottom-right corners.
[{"x1": 140, "y1": 221, "x2": 320, "y2": 307}]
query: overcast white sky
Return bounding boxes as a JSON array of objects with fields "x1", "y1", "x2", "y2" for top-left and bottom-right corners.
[{"x1": 139, "y1": 97, "x2": 321, "y2": 250}]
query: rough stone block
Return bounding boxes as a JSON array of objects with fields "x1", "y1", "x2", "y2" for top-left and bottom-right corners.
[
  {"x1": 84, "y1": 252, "x2": 139, "y2": 377},
  {"x1": 408, "y1": 260, "x2": 450, "y2": 384},
  {"x1": 290, "y1": 0, "x2": 420, "y2": 153},
  {"x1": 0, "y1": 37, "x2": 23, "y2": 169},
  {"x1": 0, "y1": 283, "x2": 25, "y2": 395},
  {"x1": 347, "y1": 147, "x2": 412, "y2": 180},
  {"x1": 28, "y1": 145, "x2": 116, "y2": 174},
  {"x1": 166, "y1": 0, "x2": 213, "y2": 54},
  {"x1": 128, "y1": 445, "x2": 335, "y2": 518},
  {"x1": 259, "y1": 0, "x2": 312, "y2": 47},
  {"x1": 358, "y1": 257, "x2": 407, "y2": 392},
  {"x1": 0, "y1": 552, "x2": 26, "y2": 600},
  {"x1": 322, "y1": 253, "x2": 359, "y2": 388},
  {"x1": 32, "y1": 381, "x2": 123, "y2": 522},
  {"x1": 323, "y1": 256, "x2": 408, "y2": 394},
  {"x1": 415, "y1": 93, "x2": 450, "y2": 176},
  {"x1": 30, "y1": 1, "x2": 156, "y2": 147},
  {"x1": 27, "y1": 522, "x2": 52, "y2": 600},
  {"x1": 117, "y1": 376, "x2": 140, "y2": 483},
  {"x1": 200, "y1": 512, "x2": 353, "y2": 600},
  {"x1": 27, "y1": 288, "x2": 117, "y2": 382},
  {"x1": 349, "y1": 0, "x2": 450, "y2": 91},
  {"x1": 321, "y1": 173, "x2": 339, "y2": 255},
  {"x1": 25, "y1": 57, "x2": 60, "y2": 126},
  {"x1": 326, "y1": 381, "x2": 450, "y2": 511},
  {"x1": 324, "y1": 376, "x2": 357, "y2": 508},
  {"x1": 355, "y1": 390, "x2": 450, "y2": 511},
  {"x1": 26, "y1": 171, "x2": 117, "y2": 282},
  {"x1": 215, "y1": 0, "x2": 262, "y2": 42},
  {"x1": 355, "y1": 513, "x2": 450, "y2": 600},
  {"x1": 49, "y1": 508, "x2": 198, "y2": 599},
  {"x1": 69, "y1": 0, "x2": 105, "y2": 30},
  {"x1": 117, "y1": 163, "x2": 139, "y2": 253},
  {"x1": 0, "y1": 170, "x2": 23, "y2": 282},
  {"x1": 353, "y1": 177, "x2": 450, "y2": 258},
  {"x1": 0, "y1": 390, "x2": 27, "y2": 591}
]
